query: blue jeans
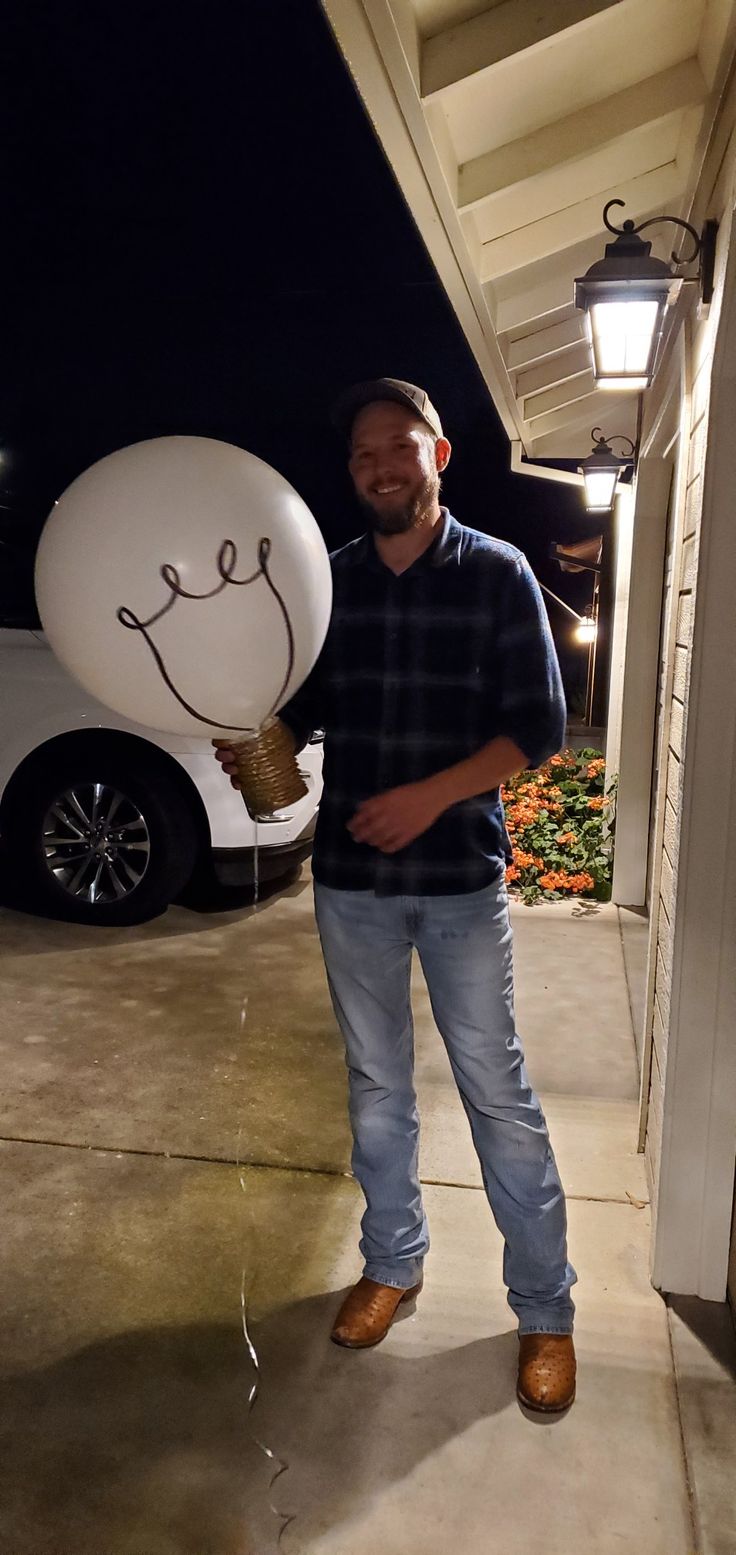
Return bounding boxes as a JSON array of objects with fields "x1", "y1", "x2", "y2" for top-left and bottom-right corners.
[{"x1": 314, "y1": 878, "x2": 576, "y2": 1334}]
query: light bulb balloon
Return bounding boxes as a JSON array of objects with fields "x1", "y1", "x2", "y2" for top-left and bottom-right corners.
[{"x1": 35, "y1": 436, "x2": 332, "y2": 740}]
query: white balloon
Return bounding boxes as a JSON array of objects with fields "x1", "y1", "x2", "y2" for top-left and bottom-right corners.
[{"x1": 35, "y1": 436, "x2": 332, "y2": 738}]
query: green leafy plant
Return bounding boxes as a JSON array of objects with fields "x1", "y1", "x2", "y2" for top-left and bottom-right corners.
[{"x1": 502, "y1": 747, "x2": 616, "y2": 904}]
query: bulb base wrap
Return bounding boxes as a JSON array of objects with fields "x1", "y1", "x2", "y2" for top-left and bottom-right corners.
[{"x1": 232, "y1": 718, "x2": 307, "y2": 816}]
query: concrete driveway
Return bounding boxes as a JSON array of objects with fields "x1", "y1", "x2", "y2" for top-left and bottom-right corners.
[{"x1": 1, "y1": 866, "x2": 730, "y2": 1554}]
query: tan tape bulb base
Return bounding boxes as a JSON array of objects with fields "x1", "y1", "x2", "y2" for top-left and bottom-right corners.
[{"x1": 232, "y1": 717, "x2": 307, "y2": 816}]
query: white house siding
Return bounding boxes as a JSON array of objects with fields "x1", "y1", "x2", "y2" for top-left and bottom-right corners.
[
  {"x1": 646, "y1": 306, "x2": 716, "y2": 1199},
  {"x1": 730, "y1": 1191, "x2": 736, "y2": 1313},
  {"x1": 642, "y1": 82, "x2": 736, "y2": 1272}
]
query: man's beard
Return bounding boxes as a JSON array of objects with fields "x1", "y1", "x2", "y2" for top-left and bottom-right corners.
[{"x1": 358, "y1": 473, "x2": 439, "y2": 535}]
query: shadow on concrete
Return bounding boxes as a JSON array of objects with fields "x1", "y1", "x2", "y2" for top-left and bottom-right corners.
[
  {"x1": 0, "y1": 1301, "x2": 518, "y2": 1555},
  {"x1": 0, "y1": 860, "x2": 310, "y2": 956},
  {"x1": 668, "y1": 1294, "x2": 736, "y2": 1378}
]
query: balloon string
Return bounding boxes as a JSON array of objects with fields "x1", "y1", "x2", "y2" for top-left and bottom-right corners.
[{"x1": 237, "y1": 836, "x2": 297, "y2": 1551}]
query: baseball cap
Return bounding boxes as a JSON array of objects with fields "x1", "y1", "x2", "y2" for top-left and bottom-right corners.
[{"x1": 332, "y1": 377, "x2": 443, "y2": 441}]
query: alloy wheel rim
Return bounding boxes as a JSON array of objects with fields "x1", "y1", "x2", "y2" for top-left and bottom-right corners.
[{"x1": 42, "y1": 782, "x2": 151, "y2": 904}]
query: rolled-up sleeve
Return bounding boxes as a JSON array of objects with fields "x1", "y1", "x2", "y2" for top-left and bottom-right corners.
[{"x1": 494, "y1": 554, "x2": 566, "y2": 768}]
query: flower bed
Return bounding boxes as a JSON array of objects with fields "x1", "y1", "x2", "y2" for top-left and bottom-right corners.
[{"x1": 502, "y1": 747, "x2": 615, "y2": 903}]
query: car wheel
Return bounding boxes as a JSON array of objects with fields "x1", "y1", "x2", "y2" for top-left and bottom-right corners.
[{"x1": 4, "y1": 749, "x2": 199, "y2": 925}]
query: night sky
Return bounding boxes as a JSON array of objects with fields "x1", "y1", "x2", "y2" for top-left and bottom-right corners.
[{"x1": 4, "y1": 0, "x2": 601, "y2": 697}]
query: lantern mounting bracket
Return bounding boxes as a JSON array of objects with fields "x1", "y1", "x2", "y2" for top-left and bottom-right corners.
[
  {"x1": 601, "y1": 200, "x2": 718, "y2": 305},
  {"x1": 590, "y1": 427, "x2": 636, "y2": 461}
]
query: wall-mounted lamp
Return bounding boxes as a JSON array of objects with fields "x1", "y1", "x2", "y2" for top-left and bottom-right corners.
[
  {"x1": 539, "y1": 582, "x2": 598, "y2": 644},
  {"x1": 579, "y1": 428, "x2": 635, "y2": 512},
  {"x1": 574, "y1": 607, "x2": 597, "y2": 645},
  {"x1": 540, "y1": 570, "x2": 601, "y2": 727},
  {"x1": 574, "y1": 200, "x2": 718, "y2": 390}
]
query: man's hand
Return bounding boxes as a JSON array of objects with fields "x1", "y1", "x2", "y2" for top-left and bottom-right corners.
[
  {"x1": 212, "y1": 739, "x2": 241, "y2": 790},
  {"x1": 347, "y1": 781, "x2": 444, "y2": 854}
]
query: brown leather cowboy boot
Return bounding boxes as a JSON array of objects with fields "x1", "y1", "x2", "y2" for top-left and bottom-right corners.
[
  {"x1": 517, "y1": 1333, "x2": 576, "y2": 1412},
  {"x1": 330, "y1": 1276, "x2": 423, "y2": 1349}
]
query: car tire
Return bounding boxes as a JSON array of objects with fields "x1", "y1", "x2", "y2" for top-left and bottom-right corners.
[{"x1": 3, "y1": 745, "x2": 199, "y2": 925}]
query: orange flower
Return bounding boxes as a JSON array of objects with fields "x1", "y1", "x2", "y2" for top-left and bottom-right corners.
[
  {"x1": 539, "y1": 869, "x2": 595, "y2": 894},
  {"x1": 505, "y1": 801, "x2": 542, "y2": 826},
  {"x1": 538, "y1": 870, "x2": 568, "y2": 890},
  {"x1": 588, "y1": 796, "x2": 605, "y2": 810},
  {"x1": 569, "y1": 872, "x2": 595, "y2": 892},
  {"x1": 548, "y1": 755, "x2": 565, "y2": 767},
  {"x1": 586, "y1": 758, "x2": 606, "y2": 778},
  {"x1": 556, "y1": 831, "x2": 577, "y2": 845},
  {"x1": 505, "y1": 864, "x2": 520, "y2": 883},
  {"x1": 514, "y1": 850, "x2": 539, "y2": 870}
]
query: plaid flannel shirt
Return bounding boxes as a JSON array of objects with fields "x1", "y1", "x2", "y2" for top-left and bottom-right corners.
[{"x1": 280, "y1": 510, "x2": 565, "y2": 895}]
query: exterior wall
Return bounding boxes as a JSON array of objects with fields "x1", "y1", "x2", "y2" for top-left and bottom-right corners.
[
  {"x1": 602, "y1": 486, "x2": 634, "y2": 801},
  {"x1": 729, "y1": 1184, "x2": 736, "y2": 1318},
  {"x1": 644, "y1": 321, "x2": 707, "y2": 1207},
  {"x1": 640, "y1": 79, "x2": 736, "y2": 1291},
  {"x1": 611, "y1": 453, "x2": 674, "y2": 912}
]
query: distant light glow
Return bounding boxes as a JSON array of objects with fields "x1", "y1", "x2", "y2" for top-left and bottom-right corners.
[{"x1": 574, "y1": 616, "x2": 597, "y2": 645}]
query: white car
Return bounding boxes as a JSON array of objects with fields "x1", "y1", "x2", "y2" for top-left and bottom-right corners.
[{"x1": 0, "y1": 626, "x2": 323, "y2": 925}]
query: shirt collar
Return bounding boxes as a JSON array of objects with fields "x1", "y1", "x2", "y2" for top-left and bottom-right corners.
[{"x1": 359, "y1": 509, "x2": 460, "y2": 574}]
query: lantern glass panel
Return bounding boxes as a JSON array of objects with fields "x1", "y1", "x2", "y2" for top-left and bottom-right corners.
[
  {"x1": 584, "y1": 467, "x2": 618, "y2": 511},
  {"x1": 589, "y1": 298, "x2": 662, "y2": 386}
]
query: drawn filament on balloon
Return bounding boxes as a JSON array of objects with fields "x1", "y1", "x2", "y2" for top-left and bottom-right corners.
[{"x1": 117, "y1": 537, "x2": 295, "y2": 733}]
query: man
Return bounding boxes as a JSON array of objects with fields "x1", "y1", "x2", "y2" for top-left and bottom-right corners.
[{"x1": 216, "y1": 378, "x2": 577, "y2": 1412}]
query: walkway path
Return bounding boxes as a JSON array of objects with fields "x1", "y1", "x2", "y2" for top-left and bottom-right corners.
[{"x1": 1, "y1": 873, "x2": 732, "y2": 1553}]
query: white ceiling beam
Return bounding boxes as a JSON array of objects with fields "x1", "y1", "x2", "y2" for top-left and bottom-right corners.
[
  {"x1": 389, "y1": 0, "x2": 420, "y2": 88},
  {"x1": 504, "y1": 316, "x2": 585, "y2": 370},
  {"x1": 516, "y1": 342, "x2": 593, "y2": 400},
  {"x1": 528, "y1": 430, "x2": 595, "y2": 461},
  {"x1": 698, "y1": 0, "x2": 736, "y2": 90},
  {"x1": 490, "y1": 210, "x2": 683, "y2": 334},
  {"x1": 457, "y1": 58, "x2": 707, "y2": 214},
  {"x1": 421, "y1": 0, "x2": 624, "y2": 101},
  {"x1": 424, "y1": 97, "x2": 459, "y2": 202},
  {"x1": 474, "y1": 116, "x2": 683, "y2": 248},
  {"x1": 674, "y1": 100, "x2": 708, "y2": 176},
  {"x1": 490, "y1": 232, "x2": 608, "y2": 333},
  {"x1": 479, "y1": 160, "x2": 685, "y2": 280},
  {"x1": 523, "y1": 369, "x2": 597, "y2": 422},
  {"x1": 522, "y1": 389, "x2": 634, "y2": 446},
  {"x1": 528, "y1": 398, "x2": 639, "y2": 458},
  {"x1": 320, "y1": 0, "x2": 525, "y2": 442}
]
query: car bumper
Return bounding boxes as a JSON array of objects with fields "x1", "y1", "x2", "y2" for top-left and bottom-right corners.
[
  {"x1": 172, "y1": 743, "x2": 323, "y2": 851},
  {"x1": 211, "y1": 812, "x2": 317, "y2": 886}
]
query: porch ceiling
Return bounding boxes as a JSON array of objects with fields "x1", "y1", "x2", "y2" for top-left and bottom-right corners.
[{"x1": 321, "y1": 0, "x2": 736, "y2": 461}]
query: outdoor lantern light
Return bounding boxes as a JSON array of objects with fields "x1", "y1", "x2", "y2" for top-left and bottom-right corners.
[
  {"x1": 574, "y1": 200, "x2": 718, "y2": 389},
  {"x1": 574, "y1": 608, "x2": 597, "y2": 645},
  {"x1": 579, "y1": 428, "x2": 635, "y2": 512},
  {"x1": 539, "y1": 583, "x2": 598, "y2": 642},
  {"x1": 539, "y1": 580, "x2": 600, "y2": 726}
]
